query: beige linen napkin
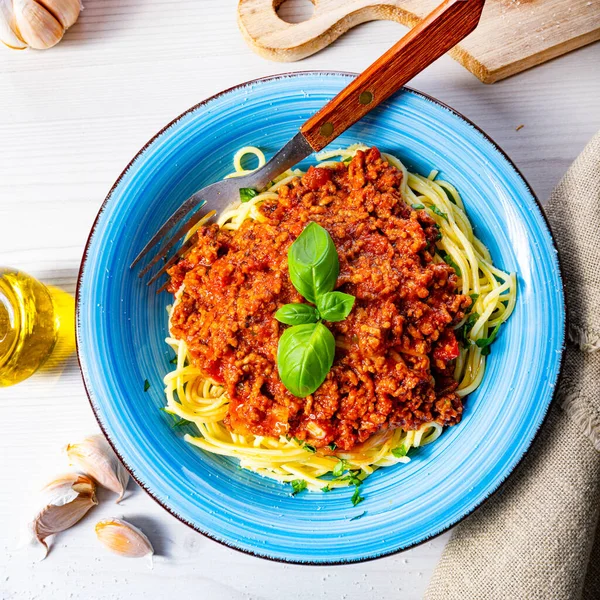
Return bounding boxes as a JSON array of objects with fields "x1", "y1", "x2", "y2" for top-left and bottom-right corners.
[{"x1": 425, "y1": 132, "x2": 600, "y2": 600}]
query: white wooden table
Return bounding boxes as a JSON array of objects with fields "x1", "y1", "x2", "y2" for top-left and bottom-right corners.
[{"x1": 1, "y1": 1, "x2": 599, "y2": 598}]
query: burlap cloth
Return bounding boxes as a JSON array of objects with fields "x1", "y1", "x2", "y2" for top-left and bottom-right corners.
[{"x1": 425, "y1": 132, "x2": 600, "y2": 600}]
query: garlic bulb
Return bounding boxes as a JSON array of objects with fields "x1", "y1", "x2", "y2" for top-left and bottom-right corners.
[
  {"x1": 29, "y1": 473, "x2": 97, "y2": 557},
  {"x1": 95, "y1": 519, "x2": 154, "y2": 560},
  {"x1": 0, "y1": 0, "x2": 82, "y2": 50},
  {"x1": 66, "y1": 434, "x2": 129, "y2": 503}
]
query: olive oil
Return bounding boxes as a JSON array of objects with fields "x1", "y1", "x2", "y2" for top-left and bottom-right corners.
[{"x1": 0, "y1": 268, "x2": 74, "y2": 387}]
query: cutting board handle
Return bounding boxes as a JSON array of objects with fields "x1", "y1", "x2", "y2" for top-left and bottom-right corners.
[
  {"x1": 238, "y1": 0, "x2": 600, "y2": 84},
  {"x1": 300, "y1": 0, "x2": 484, "y2": 151}
]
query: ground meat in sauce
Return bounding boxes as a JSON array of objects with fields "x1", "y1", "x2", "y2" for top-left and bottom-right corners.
[{"x1": 167, "y1": 148, "x2": 472, "y2": 451}]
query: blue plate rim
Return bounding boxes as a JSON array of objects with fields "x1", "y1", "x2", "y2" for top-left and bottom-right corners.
[{"x1": 75, "y1": 70, "x2": 567, "y2": 565}]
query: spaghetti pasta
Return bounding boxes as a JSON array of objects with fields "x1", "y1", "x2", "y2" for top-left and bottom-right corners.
[{"x1": 161, "y1": 144, "x2": 516, "y2": 492}]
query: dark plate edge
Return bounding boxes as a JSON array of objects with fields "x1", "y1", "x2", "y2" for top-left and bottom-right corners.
[{"x1": 75, "y1": 70, "x2": 568, "y2": 566}]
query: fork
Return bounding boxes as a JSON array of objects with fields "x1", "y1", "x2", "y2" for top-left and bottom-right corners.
[{"x1": 132, "y1": 0, "x2": 486, "y2": 285}]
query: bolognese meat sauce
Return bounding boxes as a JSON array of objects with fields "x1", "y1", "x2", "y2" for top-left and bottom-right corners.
[{"x1": 168, "y1": 148, "x2": 471, "y2": 451}]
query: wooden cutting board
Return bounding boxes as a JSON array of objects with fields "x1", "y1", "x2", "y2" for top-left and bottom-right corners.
[{"x1": 237, "y1": 0, "x2": 600, "y2": 83}]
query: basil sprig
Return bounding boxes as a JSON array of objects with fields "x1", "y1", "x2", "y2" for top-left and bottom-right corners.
[
  {"x1": 277, "y1": 319, "x2": 335, "y2": 398},
  {"x1": 316, "y1": 291, "x2": 355, "y2": 322},
  {"x1": 276, "y1": 223, "x2": 355, "y2": 398},
  {"x1": 274, "y1": 303, "x2": 319, "y2": 325},
  {"x1": 288, "y1": 222, "x2": 339, "y2": 304}
]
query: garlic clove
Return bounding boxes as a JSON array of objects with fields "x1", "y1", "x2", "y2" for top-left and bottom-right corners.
[
  {"x1": 13, "y1": 0, "x2": 64, "y2": 50},
  {"x1": 95, "y1": 519, "x2": 154, "y2": 560},
  {"x1": 66, "y1": 434, "x2": 129, "y2": 502},
  {"x1": 38, "y1": 0, "x2": 81, "y2": 29},
  {"x1": 30, "y1": 473, "x2": 97, "y2": 557},
  {"x1": 0, "y1": 0, "x2": 27, "y2": 49}
]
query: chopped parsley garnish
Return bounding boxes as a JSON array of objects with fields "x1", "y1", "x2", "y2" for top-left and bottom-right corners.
[
  {"x1": 464, "y1": 312, "x2": 480, "y2": 333},
  {"x1": 239, "y1": 187, "x2": 258, "y2": 203},
  {"x1": 438, "y1": 249, "x2": 461, "y2": 277},
  {"x1": 321, "y1": 485, "x2": 331, "y2": 493},
  {"x1": 342, "y1": 157, "x2": 352, "y2": 163},
  {"x1": 303, "y1": 443, "x2": 316, "y2": 453},
  {"x1": 464, "y1": 293, "x2": 479, "y2": 316},
  {"x1": 412, "y1": 203, "x2": 425, "y2": 210},
  {"x1": 476, "y1": 324, "x2": 501, "y2": 356},
  {"x1": 392, "y1": 446, "x2": 408, "y2": 458},
  {"x1": 351, "y1": 486, "x2": 364, "y2": 506},
  {"x1": 143, "y1": 379, "x2": 150, "y2": 392},
  {"x1": 349, "y1": 511, "x2": 366, "y2": 521},
  {"x1": 340, "y1": 472, "x2": 363, "y2": 486},
  {"x1": 430, "y1": 205, "x2": 449, "y2": 221},
  {"x1": 456, "y1": 311, "x2": 480, "y2": 345},
  {"x1": 170, "y1": 356, "x2": 178, "y2": 365},
  {"x1": 332, "y1": 459, "x2": 349, "y2": 477},
  {"x1": 327, "y1": 442, "x2": 337, "y2": 451},
  {"x1": 160, "y1": 408, "x2": 192, "y2": 429},
  {"x1": 291, "y1": 479, "x2": 307, "y2": 495}
]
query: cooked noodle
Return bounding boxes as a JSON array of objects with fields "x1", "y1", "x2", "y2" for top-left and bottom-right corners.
[{"x1": 161, "y1": 144, "x2": 517, "y2": 491}]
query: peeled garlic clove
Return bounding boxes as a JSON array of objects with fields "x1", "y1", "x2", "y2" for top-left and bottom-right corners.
[
  {"x1": 30, "y1": 473, "x2": 97, "y2": 557},
  {"x1": 13, "y1": 0, "x2": 64, "y2": 50},
  {"x1": 0, "y1": 0, "x2": 27, "y2": 49},
  {"x1": 39, "y1": 0, "x2": 81, "y2": 29},
  {"x1": 95, "y1": 519, "x2": 154, "y2": 560},
  {"x1": 66, "y1": 434, "x2": 129, "y2": 502}
]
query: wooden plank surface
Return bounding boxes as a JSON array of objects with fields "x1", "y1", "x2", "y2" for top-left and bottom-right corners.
[
  {"x1": 239, "y1": 0, "x2": 600, "y2": 82},
  {"x1": 0, "y1": 1, "x2": 599, "y2": 598}
]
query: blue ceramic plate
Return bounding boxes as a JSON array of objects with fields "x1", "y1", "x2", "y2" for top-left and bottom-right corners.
[{"x1": 77, "y1": 72, "x2": 565, "y2": 564}]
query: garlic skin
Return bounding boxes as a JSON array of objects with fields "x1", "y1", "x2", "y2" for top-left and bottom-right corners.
[
  {"x1": 0, "y1": 0, "x2": 25, "y2": 48},
  {"x1": 66, "y1": 434, "x2": 129, "y2": 503},
  {"x1": 30, "y1": 473, "x2": 97, "y2": 557},
  {"x1": 0, "y1": 0, "x2": 81, "y2": 50},
  {"x1": 95, "y1": 519, "x2": 154, "y2": 560}
]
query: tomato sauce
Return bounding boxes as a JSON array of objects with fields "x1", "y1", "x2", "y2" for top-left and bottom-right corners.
[{"x1": 168, "y1": 148, "x2": 471, "y2": 450}]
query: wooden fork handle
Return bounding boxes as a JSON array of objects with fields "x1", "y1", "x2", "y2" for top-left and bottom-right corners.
[{"x1": 300, "y1": 0, "x2": 486, "y2": 152}]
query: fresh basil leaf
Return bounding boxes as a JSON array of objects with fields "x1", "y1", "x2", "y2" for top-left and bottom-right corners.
[
  {"x1": 291, "y1": 479, "x2": 307, "y2": 495},
  {"x1": 143, "y1": 379, "x2": 150, "y2": 392},
  {"x1": 277, "y1": 322, "x2": 335, "y2": 398},
  {"x1": 288, "y1": 222, "x2": 339, "y2": 304},
  {"x1": 316, "y1": 291, "x2": 355, "y2": 322},
  {"x1": 349, "y1": 511, "x2": 366, "y2": 521},
  {"x1": 239, "y1": 187, "x2": 258, "y2": 203},
  {"x1": 351, "y1": 485, "x2": 364, "y2": 506},
  {"x1": 392, "y1": 446, "x2": 408, "y2": 458},
  {"x1": 430, "y1": 205, "x2": 449, "y2": 221},
  {"x1": 412, "y1": 203, "x2": 425, "y2": 210},
  {"x1": 327, "y1": 442, "x2": 337, "y2": 451},
  {"x1": 275, "y1": 303, "x2": 319, "y2": 325},
  {"x1": 170, "y1": 356, "x2": 178, "y2": 365},
  {"x1": 342, "y1": 157, "x2": 352, "y2": 163},
  {"x1": 303, "y1": 443, "x2": 316, "y2": 453},
  {"x1": 321, "y1": 485, "x2": 331, "y2": 493},
  {"x1": 173, "y1": 418, "x2": 192, "y2": 429},
  {"x1": 332, "y1": 459, "x2": 348, "y2": 477}
]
